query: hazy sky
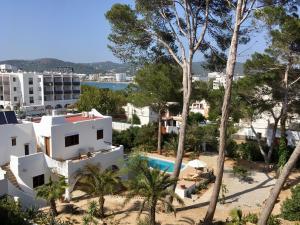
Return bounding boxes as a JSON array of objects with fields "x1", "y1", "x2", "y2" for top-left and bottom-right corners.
[{"x1": 0, "y1": 0, "x2": 268, "y2": 63}]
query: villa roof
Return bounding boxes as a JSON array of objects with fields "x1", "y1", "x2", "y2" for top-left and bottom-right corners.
[{"x1": 65, "y1": 115, "x2": 102, "y2": 123}]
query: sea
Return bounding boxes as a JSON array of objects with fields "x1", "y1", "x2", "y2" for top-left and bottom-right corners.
[{"x1": 82, "y1": 82, "x2": 129, "y2": 91}]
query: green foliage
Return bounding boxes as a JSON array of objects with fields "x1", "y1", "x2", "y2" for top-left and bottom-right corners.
[
  {"x1": 0, "y1": 196, "x2": 30, "y2": 225},
  {"x1": 281, "y1": 185, "x2": 300, "y2": 221},
  {"x1": 36, "y1": 176, "x2": 67, "y2": 203},
  {"x1": 267, "y1": 215, "x2": 281, "y2": 225},
  {"x1": 113, "y1": 124, "x2": 157, "y2": 153},
  {"x1": 82, "y1": 201, "x2": 98, "y2": 225},
  {"x1": 188, "y1": 112, "x2": 206, "y2": 125},
  {"x1": 131, "y1": 113, "x2": 141, "y2": 125},
  {"x1": 235, "y1": 142, "x2": 266, "y2": 162},
  {"x1": 219, "y1": 183, "x2": 228, "y2": 205},
  {"x1": 232, "y1": 166, "x2": 252, "y2": 183},
  {"x1": 277, "y1": 137, "x2": 289, "y2": 169},
  {"x1": 163, "y1": 136, "x2": 178, "y2": 156},
  {"x1": 75, "y1": 164, "x2": 121, "y2": 218},
  {"x1": 77, "y1": 85, "x2": 126, "y2": 116},
  {"x1": 124, "y1": 156, "x2": 183, "y2": 225}
]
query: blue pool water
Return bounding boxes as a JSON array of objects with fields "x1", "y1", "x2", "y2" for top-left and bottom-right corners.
[{"x1": 146, "y1": 157, "x2": 185, "y2": 173}]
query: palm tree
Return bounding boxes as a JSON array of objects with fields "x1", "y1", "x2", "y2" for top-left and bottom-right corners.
[
  {"x1": 125, "y1": 165, "x2": 183, "y2": 225},
  {"x1": 75, "y1": 164, "x2": 121, "y2": 218},
  {"x1": 35, "y1": 176, "x2": 67, "y2": 216}
]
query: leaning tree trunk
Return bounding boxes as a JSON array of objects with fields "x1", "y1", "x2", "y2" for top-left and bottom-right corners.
[
  {"x1": 251, "y1": 124, "x2": 268, "y2": 163},
  {"x1": 257, "y1": 142, "x2": 300, "y2": 225},
  {"x1": 157, "y1": 111, "x2": 162, "y2": 155},
  {"x1": 99, "y1": 195, "x2": 105, "y2": 218},
  {"x1": 50, "y1": 198, "x2": 58, "y2": 216},
  {"x1": 171, "y1": 60, "x2": 192, "y2": 188},
  {"x1": 203, "y1": 1, "x2": 243, "y2": 224}
]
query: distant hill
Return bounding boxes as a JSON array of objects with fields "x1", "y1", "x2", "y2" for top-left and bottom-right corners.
[{"x1": 0, "y1": 58, "x2": 244, "y2": 76}]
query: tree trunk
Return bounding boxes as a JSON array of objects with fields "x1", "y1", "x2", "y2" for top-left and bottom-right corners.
[
  {"x1": 149, "y1": 202, "x2": 156, "y2": 225},
  {"x1": 280, "y1": 58, "x2": 291, "y2": 142},
  {"x1": 50, "y1": 198, "x2": 58, "y2": 216},
  {"x1": 257, "y1": 142, "x2": 300, "y2": 225},
  {"x1": 203, "y1": 1, "x2": 243, "y2": 224},
  {"x1": 99, "y1": 195, "x2": 105, "y2": 218},
  {"x1": 158, "y1": 111, "x2": 162, "y2": 154},
  {"x1": 267, "y1": 118, "x2": 280, "y2": 163},
  {"x1": 250, "y1": 124, "x2": 268, "y2": 163},
  {"x1": 171, "y1": 62, "x2": 192, "y2": 189}
]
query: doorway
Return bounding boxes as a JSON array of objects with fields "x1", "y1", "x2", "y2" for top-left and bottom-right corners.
[
  {"x1": 44, "y1": 137, "x2": 51, "y2": 156},
  {"x1": 24, "y1": 144, "x2": 29, "y2": 155}
]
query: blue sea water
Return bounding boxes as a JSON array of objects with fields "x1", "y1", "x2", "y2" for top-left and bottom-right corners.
[
  {"x1": 82, "y1": 82, "x2": 129, "y2": 91},
  {"x1": 146, "y1": 157, "x2": 185, "y2": 173}
]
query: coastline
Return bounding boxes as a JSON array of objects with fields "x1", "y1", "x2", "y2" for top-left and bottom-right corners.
[{"x1": 82, "y1": 80, "x2": 132, "y2": 84}]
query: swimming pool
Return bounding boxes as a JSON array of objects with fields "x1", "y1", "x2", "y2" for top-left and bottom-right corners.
[{"x1": 146, "y1": 157, "x2": 185, "y2": 173}]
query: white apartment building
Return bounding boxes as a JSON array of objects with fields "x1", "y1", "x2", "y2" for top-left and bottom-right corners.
[
  {"x1": 0, "y1": 65, "x2": 81, "y2": 114},
  {"x1": 0, "y1": 109, "x2": 124, "y2": 207},
  {"x1": 208, "y1": 72, "x2": 244, "y2": 89},
  {"x1": 115, "y1": 73, "x2": 127, "y2": 82}
]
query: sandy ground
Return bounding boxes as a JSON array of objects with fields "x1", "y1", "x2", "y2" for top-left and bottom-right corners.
[{"x1": 54, "y1": 153, "x2": 300, "y2": 225}]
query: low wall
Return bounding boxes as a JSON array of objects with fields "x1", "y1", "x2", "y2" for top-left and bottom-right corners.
[{"x1": 112, "y1": 122, "x2": 141, "y2": 131}]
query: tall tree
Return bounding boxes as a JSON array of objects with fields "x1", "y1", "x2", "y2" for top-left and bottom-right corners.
[
  {"x1": 106, "y1": 0, "x2": 232, "y2": 193},
  {"x1": 130, "y1": 63, "x2": 182, "y2": 154},
  {"x1": 75, "y1": 164, "x2": 121, "y2": 218},
  {"x1": 35, "y1": 176, "x2": 67, "y2": 216}
]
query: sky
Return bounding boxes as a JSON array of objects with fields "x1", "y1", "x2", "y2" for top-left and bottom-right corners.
[{"x1": 0, "y1": 0, "x2": 268, "y2": 63}]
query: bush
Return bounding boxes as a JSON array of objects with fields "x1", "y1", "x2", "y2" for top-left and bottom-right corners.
[
  {"x1": 235, "y1": 142, "x2": 265, "y2": 161},
  {"x1": 281, "y1": 184, "x2": 300, "y2": 221},
  {"x1": 131, "y1": 113, "x2": 141, "y2": 125}
]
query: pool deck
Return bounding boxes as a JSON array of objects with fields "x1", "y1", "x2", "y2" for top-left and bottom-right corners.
[{"x1": 146, "y1": 153, "x2": 209, "y2": 198}]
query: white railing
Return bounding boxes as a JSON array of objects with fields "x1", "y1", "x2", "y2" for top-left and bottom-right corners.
[{"x1": 112, "y1": 122, "x2": 141, "y2": 131}]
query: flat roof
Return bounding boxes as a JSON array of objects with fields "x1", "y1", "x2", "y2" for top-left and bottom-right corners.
[{"x1": 64, "y1": 115, "x2": 102, "y2": 123}]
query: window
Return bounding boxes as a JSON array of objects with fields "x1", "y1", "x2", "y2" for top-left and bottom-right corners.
[
  {"x1": 11, "y1": 137, "x2": 16, "y2": 146},
  {"x1": 29, "y1": 97, "x2": 34, "y2": 104},
  {"x1": 29, "y1": 87, "x2": 34, "y2": 94},
  {"x1": 25, "y1": 144, "x2": 29, "y2": 155},
  {"x1": 97, "y1": 129, "x2": 103, "y2": 140},
  {"x1": 14, "y1": 97, "x2": 17, "y2": 102},
  {"x1": 65, "y1": 134, "x2": 79, "y2": 147},
  {"x1": 33, "y1": 174, "x2": 44, "y2": 188},
  {"x1": 0, "y1": 96, "x2": 3, "y2": 100},
  {"x1": 13, "y1": 77, "x2": 16, "y2": 82},
  {"x1": 13, "y1": 87, "x2": 17, "y2": 92},
  {"x1": 28, "y1": 78, "x2": 33, "y2": 85}
]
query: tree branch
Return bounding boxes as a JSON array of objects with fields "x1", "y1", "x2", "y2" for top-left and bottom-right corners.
[
  {"x1": 172, "y1": 1, "x2": 187, "y2": 37},
  {"x1": 239, "y1": 0, "x2": 256, "y2": 25},
  {"x1": 193, "y1": 0, "x2": 209, "y2": 51},
  {"x1": 289, "y1": 75, "x2": 300, "y2": 88}
]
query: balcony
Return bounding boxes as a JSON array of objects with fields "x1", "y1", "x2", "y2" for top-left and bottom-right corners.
[
  {"x1": 44, "y1": 91, "x2": 54, "y2": 95},
  {"x1": 54, "y1": 81, "x2": 63, "y2": 85},
  {"x1": 54, "y1": 90, "x2": 63, "y2": 94},
  {"x1": 64, "y1": 90, "x2": 72, "y2": 94},
  {"x1": 54, "y1": 95, "x2": 63, "y2": 100},
  {"x1": 72, "y1": 90, "x2": 80, "y2": 94},
  {"x1": 44, "y1": 82, "x2": 54, "y2": 86},
  {"x1": 72, "y1": 82, "x2": 80, "y2": 86}
]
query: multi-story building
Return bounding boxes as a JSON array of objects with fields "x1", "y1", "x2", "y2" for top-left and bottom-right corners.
[
  {"x1": 0, "y1": 109, "x2": 124, "y2": 207},
  {"x1": 0, "y1": 65, "x2": 81, "y2": 114}
]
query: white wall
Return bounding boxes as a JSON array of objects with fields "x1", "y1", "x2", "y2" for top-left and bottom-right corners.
[
  {"x1": 112, "y1": 122, "x2": 141, "y2": 131},
  {"x1": 124, "y1": 103, "x2": 158, "y2": 125},
  {"x1": 0, "y1": 169, "x2": 8, "y2": 196},
  {"x1": 10, "y1": 153, "x2": 50, "y2": 191},
  {"x1": 0, "y1": 123, "x2": 37, "y2": 166}
]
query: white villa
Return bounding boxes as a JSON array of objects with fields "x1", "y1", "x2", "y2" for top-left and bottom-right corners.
[
  {"x1": 0, "y1": 109, "x2": 124, "y2": 207},
  {"x1": 190, "y1": 100, "x2": 210, "y2": 118},
  {"x1": 123, "y1": 103, "x2": 158, "y2": 125}
]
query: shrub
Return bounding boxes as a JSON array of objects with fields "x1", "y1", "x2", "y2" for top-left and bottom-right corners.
[
  {"x1": 281, "y1": 184, "x2": 300, "y2": 221},
  {"x1": 235, "y1": 142, "x2": 265, "y2": 161},
  {"x1": 131, "y1": 113, "x2": 141, "y2": 124}
]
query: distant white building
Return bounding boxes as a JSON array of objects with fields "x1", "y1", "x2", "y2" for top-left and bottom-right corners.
[
  {"x1": 0, "y1": 109, "x2": 124, "y2": 207},
  {"x1": 115, "y1": 73, "x2": 127, "y2": 82},
  {"x1": 190, "y1": 100, "x2": 210, "y2": 118},
  {"x1": 208, "y1": 72, "x2": 244, "y2": 89},
  {"x1": 123, "y1": 103, "x2": 158, "y2": 125},
  {"x1": 234, "y1": 113, "x2": 300, "y2": 147},
  {"x1": 0, "y1": 65, "x2": 81, "y2": 115}
]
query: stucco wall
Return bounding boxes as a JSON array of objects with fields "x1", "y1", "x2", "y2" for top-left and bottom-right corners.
[
  {"x1": 0, "y1": 123, "x2": 37, "y2": 166},
  {"x1": 49, "y1": 117, "x2": 112, "y2": 160}
]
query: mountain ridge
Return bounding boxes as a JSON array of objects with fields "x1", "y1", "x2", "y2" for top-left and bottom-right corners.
[{"x1": 0, "y1": 58, "x2": 244, "y2": 76}]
